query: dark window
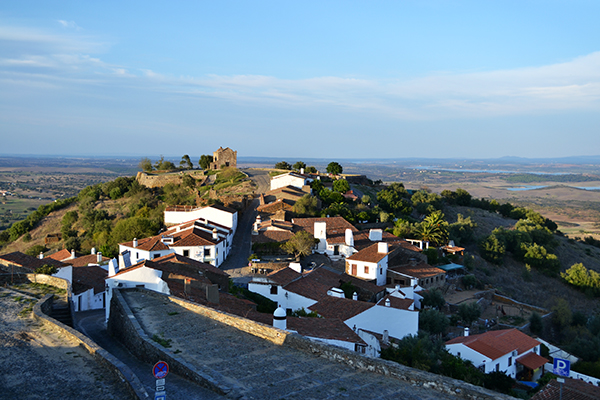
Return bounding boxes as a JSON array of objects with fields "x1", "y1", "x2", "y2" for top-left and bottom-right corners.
[
  {"x1": 495, "y1": 364, "x2": 500, "y2": 372},
  {"x1": 364, "y1": 266, "x2": 369, "y2": 274},
  {"x1": 270, "y1": 286, "x2": 278, "y2": 295},
  {"x1": 508, "y1": 357, "x2": 512, "y2": 366},
  {"x1": 183, "y1": 250, "x2": 189, "y2": 257},
  {"x1": 204, "y1": 248, "x2": 210, "y2": 257},
  {"x1": 153, "y1": 253, "x2": 160, "y2": 259}
]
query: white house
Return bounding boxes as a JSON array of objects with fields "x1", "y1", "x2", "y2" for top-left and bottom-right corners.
[
  {"x1": 446, "y1": 328, "x2": 548, "y2": 381},
  {"x1": 292, "y1": 217, "x2": 359, "y2": 260},
  {"x1": 270, "y1": 171, "x2": 314, "y2": 191},
  {"x1": 345, "y1": 242, "x2": 391, "y2": 286},
  {"x1": 118, "y1": 218, "x2": 231, "y2": 268},
  {"x1": 164, "y1": 204, "x2": 238, "y2": 234},
  {"x1": 309, "y1": 287, "x2": 419, "y2": 342}
]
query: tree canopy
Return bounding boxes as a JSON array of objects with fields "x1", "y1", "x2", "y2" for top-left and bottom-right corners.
[
  {"x1": 283, "y1": 231, "x2": 317, "y2": 259},
  {"x1": 199, "y1": 155, "x2": 213, "y2": 170},
  {"x1": 326, "y1": 161, "x2": 343, "y2": 175},
  {"x1": 274, "y1": 161, "x2": 292, "y2": 170}
]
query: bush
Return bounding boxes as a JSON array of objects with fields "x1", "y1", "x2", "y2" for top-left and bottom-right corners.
[
  {"x1": 25, "y1": 244, "x2": 47, "y2": 257},
  {"x1": 35, "y1": 264, "x2": 58, "y2": 275}
]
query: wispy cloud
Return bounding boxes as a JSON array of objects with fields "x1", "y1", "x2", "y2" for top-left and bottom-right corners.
[{"x1": 2, "y1": 22, "x2": 600, "y2": 120}]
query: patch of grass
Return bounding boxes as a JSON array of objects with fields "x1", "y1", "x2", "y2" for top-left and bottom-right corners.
[
  {"x1": 151, "y1": 333, "x2": 172, "y2": 348},
  {"x1": 18, "y1": 305, "x2": 33, "y2": 317},
  {"x1": 167, "y1": 311, "x2": 179, "y2": 316},
  {"x1": 174, "y1": 349, "x2": 182, "y2": 354}
]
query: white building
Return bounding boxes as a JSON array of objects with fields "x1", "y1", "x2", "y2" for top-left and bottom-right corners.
[
  {"x1": 118, "y1": 218, "x2": 231, "y2": 268},
  {"x1": 270, "y1": 171, "x2": 314, "y2": 191},
  {"x1": 345, "y1": 242, "x2": 391, "y2": 286},
  {"x1": 446, "y1": 328, "x2": 548, "y2": 381},
  {"x1": 164, "y1": 204, "x2": 238, "y2": 234}
]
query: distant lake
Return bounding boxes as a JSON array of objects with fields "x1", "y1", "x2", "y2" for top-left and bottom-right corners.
[
  {"x1": 410, "y1": 166, "x2": 569, "y2": 175},
  {"x1": 507, "y1": 185, "x2": 600, "y2": 191}
]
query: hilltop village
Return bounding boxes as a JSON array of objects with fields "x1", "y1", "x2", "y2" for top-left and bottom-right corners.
[{"x1": 1, "y1": 147, "x2": 600, "y2": 400}]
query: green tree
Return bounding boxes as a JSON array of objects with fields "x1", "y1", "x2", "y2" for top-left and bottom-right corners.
[
  {"x1": 529, "y1": 312, "x2": 543, "y2": 335},
  {"x1": 458, "y1": 302, "x2": 481, "y2": 326},
  {"x1": 414, "y1": 211, "x2": 448, "y2": 246},
  {"x1": 392, "y1": 218, "x2": 413, "y2": 238},
  {"x1": 293, "y1": 194, "x2": 319, "y2": 216},
  {"x1": 154, "y1": 156, "x2": 176, "y2": 171},
  {"x1": 449, "y1": 214, "x2": 477, "y2": 245},
  {"x1": 292, "y1": 161, "x2": 306, "y2": 171},
  {"x1": 181, "y1": 174, "x2": 197, "y2": 189},
  {"x1": 139, "y1": 157, "x2": 153, "y2": 172},
  {"x1": 361, "y1": 194, "x2": 371, "y2": 205},
  {"x1": 421, "y1": 288, "x2": 446, "y2": 310},
  {"x1": 25, "y1": 244, "x2": 47, "y2": 257},
  {"x1": 305, "y1": 166, "x2": 317, "y2": 174},
  {"x1": 332, "y1": 179, "x2": 350, "y2": 193},
  {"x1": 35, "y1": 264, "x2": 58, "y2": 275},
  {"x1": 326, "y1": 161, "x2": 343, "y2": 175},
  {"x1": 180, "y1": 154, "x2": 193, "y2": 169},
  {"x1": 521, "y1": 243, "x2": 560, "y2": 275},
  {"x1": 561, "y1": 263, "x2": 600, "y2": 294},
  {"x1": 479, "y1": 233, "x2": 505, "y2": 265},
  {"x1": 283, "y1": 231, "x2": 317, "y2": 259},
  {"x1": 419, "y1": 309, "x2": 449, "y2": 336},
  {"x1": 199, "y1": 155, "x2": 213, "y2": 170},
  {"x1": 274, "y1": 161, "x2": 292, "y2": 170},
  {"x1": 551, "y1": 298, "x2": 572, "y2": 328}
]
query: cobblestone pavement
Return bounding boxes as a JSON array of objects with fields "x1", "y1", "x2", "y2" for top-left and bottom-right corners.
[
  {"x1": 0, "y1": 288, "x2": 128, "y2": 400},
  {"x1": 123, "y1": 291, "x2": 458, "y2": 400}
]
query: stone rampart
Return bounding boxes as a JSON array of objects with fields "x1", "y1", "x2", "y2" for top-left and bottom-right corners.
[
  {"x1": 136, "y1": 171, "x2": 207, "y2": 188},
  {"x1": 110, "y1": 288, "x2": 515, "y2": 400},
  {"x1": 33, "y1": 294, "x2": 149, "y2": 400}
]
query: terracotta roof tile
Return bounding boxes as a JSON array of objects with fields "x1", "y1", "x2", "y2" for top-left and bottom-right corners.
[
  {"x1": 251, "y1": 231, "x2": 294, "y2": 243},
  {"x1": 389, "y1": 262, "x2": 446, "y2": 279},
  {"x1": 0, "y1": 251, "x2": 65, "y2": 271},
  {"x1": 346, "y1": 242, "x2": 395, "y2": 263},
  {"x1": 46, "y1": 249, "x2": 76, "y2": 261},
  {"x1": 377, "y1": 294, "x2": 415, "y2": 310},
  {"x1": 532, "y1": 378, "x2": 600, "y2": 400},
  {"x1": 122, "y1": 236, "x2": 171, "y2": 251},
  {"x1": 309, "y1": 296, "x2": 374, "y2": 321},
  {"x1": 72, "y1": 266, "x2": 107, "y2": 295},
  {"x1": 266, "y1": 268, "x2": 302, "y2": 286},
  {"x1": 63, "y1": 254, "x2": 110, "y2": 267},
  {"x1": 292, "y1": 216, "x2": 358, "y2": 236},
  {"x1": 446, "y1": 329, "x2": 540, "y2": 361},
  {"x1": 516, "y1": 351, "x2": 548, "y2": 370}
]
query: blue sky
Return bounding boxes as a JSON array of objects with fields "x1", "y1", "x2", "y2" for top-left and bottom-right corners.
[{"x1": 1, "y1": 1, "x2": 600, "y2": 159}]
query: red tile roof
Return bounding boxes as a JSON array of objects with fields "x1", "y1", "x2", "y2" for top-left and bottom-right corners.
[
  {"x1": 121, "y1": 236, "x2": 171, "y2": 251},
  {"x1": 377, "y1": 294, "x2": 415, "y2": 311},
  {"x1": 346, "y1": 242, "x2": 394, "y2": 263},
  {"x1": 309, "y1": 296, "x2": 374, "y2": 321},
  {"x1": 446, "y1": 329, "x2": 540, "y2": 361},
  {"x1": 251, "y1": 230, "x2": 294, "y2": 243},
  {"x1": 63, "y1": 254, "x2": 110, "y2": 268},
  {"x1": 516, "y1": 351, "x2": 548, "y2": 370},
  {"x1": 0, "y1": 251, "x2": 65, "y2": 271},
  {"x1": 531, "y1": 378, "x2": 600, "y2": 400},
  {"x1": 389, "y1": 262, "x2": 446, "y2": 279},
  {"x1": 153, "y1": 253, "x2": 229, "y2": 276},
  {"x1": 46, "y1": 249, "x2": 77, "y2": 261},
  {"x1": 292, "y1": 216, "x2": 358, "y2": 236},
  {"x1": 266, "y1": 267, "x2": 302, "y2": 286},
  {"x1": 72, "y1": 266, "x2": 107, "y2": 295}
]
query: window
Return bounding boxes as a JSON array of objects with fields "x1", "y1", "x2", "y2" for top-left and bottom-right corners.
[
  {"x1": 364, "y1": 266, "x2": 369, "y2": 274},
  {"x1": 204, "y1": 248, "x2": 211, "y2": 257},
  {"x1": 495, "y1": 364, "x2": 500, "y2": 372},
  {"x1": 153, "y1": 253, "x2": 160, "y2": 259},
  {"x1": 380, "y1": 268, "x2": 382, "y2": 275},
  {"x1": 508, "y1": 357, "x2": 512, "y2": 366},
  {"x1": 457, "y1": 352, "x2": 461, "y2": 358},
  {"x1": 183, "y1": 250, "x2": 189, "y2": 257},
  {"x1": 270, "y1": 286, "x2": 278, "y2": 295}
]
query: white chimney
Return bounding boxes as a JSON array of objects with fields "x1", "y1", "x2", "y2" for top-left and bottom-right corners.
[
  {"x1": 327, "y1": 287, "x2": 345, "y2": 298},
  {"x1": 464, "y1": 327, "x2": 470, "y2": 337},
  {"x1": 108, "y1": 258, "x2": 119, "y2": 277},
  {"x1": 314, "y1": 222, "x2": 327, "y2": 241},
  {"x1": 39, "y1": 252, "x2": 44, "y2": 260},
  {"x1": 369, "y1": 229, "x2": 383, "y2": 242},
  {"x1": 385, "y1": 298, "x2": 391, "y2": 307},
  {"x1": 289, "y1": 262, "x2": 302, "y2": 273},
  {"x1": 352, "y1": 292, "x2": 358, "y2": 301},
  {"x1": 97, "y1": 252, "x2": 103, "y2": 263},
  {"x1": 70, "y1": 249, "x2": 76, "y2": 259},
  {"x1": 377, "y1": 242, "x2": 389, "y2": 254},
  {"x1": 212, "y1": 228, "x2": 218, "y2": 241},
  {"x1": 300, "y1": 167, "x2": 304, "y2": 175},
  {"x1": 91, "y1": 247, "x2": 96, "y2": 255},
  {"x1": 273, "y1": 306, "x2": 287, "y2": 330},
  {"x1": 383, "y1": 330, "x2": 389, "y2": 344},
  {"x1": 449, "y1": 240, "x2": 455, "y2": 247},
  {"x1": 133, "y1": 238, "x2": 138, "y2": 248},
  {"x1": 411, "y1": 277, "x2": 418, "y2": 287},
  {"x1": 345, "y1": 229, "x2": 354, "y2": 247}
]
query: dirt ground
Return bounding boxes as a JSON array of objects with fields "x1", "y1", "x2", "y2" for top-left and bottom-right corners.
[{"x1": 0, "y1": 287, "x2": 129, "y2": 399}]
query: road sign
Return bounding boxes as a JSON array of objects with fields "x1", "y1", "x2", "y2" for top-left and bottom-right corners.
[
  {"x1": 553, "y1": 358, "x2": 570, "y2": 377},
  {"x1": 154, "y1": 391, "x2": 166, "y2": 400},
  {"x1": 153, "y1": 361, "x2": 169, "y2": 379}
]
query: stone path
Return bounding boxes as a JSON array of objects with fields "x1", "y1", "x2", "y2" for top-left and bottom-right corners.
[
  {"x1": 122, "y1": 291, "x2": 458, "y2": 400},
  {"x1": 0, "y1": 288, "x2": 127, "y2": 400}
]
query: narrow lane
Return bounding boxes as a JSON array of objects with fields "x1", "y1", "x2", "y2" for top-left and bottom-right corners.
[{"x1": 75, "y1": 310, "x2": 224, "y2": 400}]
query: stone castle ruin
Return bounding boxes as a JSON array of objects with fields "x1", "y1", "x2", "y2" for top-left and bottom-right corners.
[{"x1": 209, "y1": 147, "x2": 237, "y2": 170}]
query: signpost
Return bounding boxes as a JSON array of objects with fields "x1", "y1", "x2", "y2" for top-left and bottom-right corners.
[
  {"x1": 153, "y1": 361, "x2": 169, "y2": 400},
  {"x1": 553, "y1": 358, "x2": 570, "y2": 400}
]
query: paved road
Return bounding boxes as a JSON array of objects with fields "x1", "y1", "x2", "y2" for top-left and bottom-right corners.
[
  {"x1": 123, "y1": 290, "x2": 458, "y2": 400},
  {"x1": 220, "y1": 169, "x2": 270, "y2": 283},
  {"x1": 75, "y1": 310, "x2": 224, "y2": 400}
]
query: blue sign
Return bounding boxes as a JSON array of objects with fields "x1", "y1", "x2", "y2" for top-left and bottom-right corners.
[
  {"x1": 153, "y1": 361, "x2": 169, "y2": 379},
  {"x1": 553, "y1": 358, "x2": 570, "y2": 377}
]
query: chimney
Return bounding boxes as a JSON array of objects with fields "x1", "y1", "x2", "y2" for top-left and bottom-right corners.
[
  {"x1": 327, "y1": 287, "x2": 345, "y2": 298},
  {"x1": 411, "y1": 277, "x2": 418, "y2": 287},
  {"x1": 352, "y1": 292, "x2": 358, "y2": 301},
  {"x1": 395, "y1": 284, "x2": 401, "y2": 292},
  {"x1": 448, "y1": 240, "x2": 455, "y2": 247},
  {"x1": 378, "y1": 242, "x2": 389, "y2": 254},
  {"x1": 97, "y1": 252, "x2": 103, "y2": 263},
  {"x1": 369, "y1": 229, "x2": 383, "y2": 242},
  {"x1": 273, "y1": 306, "x2": 287, "y2": 330},
  {"x1": 314, "y1": 221, "x2": 327, "y2": 241},
  {"x1": 71, "y1": 249, "x2": 76, "y2": 259},
  {"x1": 133, "y1": 238, "x2": 138, "y2": 248},
  {"x1": 39, "y1": 252, "x2": 44, "y2": 260},
  {"x1": 212, "y1": 228, "x2": 218, "y2": 241},
  {"x1": 385, "y1": 298, "x2": 391, "y2": 307},
  {"x1": 108, "y1": 258, "x2": 119, "y2": 277},
  {"x1": 464, "y1": 327, "x2": 470, "y2": 337},
  {"x1": 383, "y1": 330, "x2": 389, "y2": 344},
  {"x1": 345, "y1": 229, "x2": 354, "y2": 247},
  {"x1": 91, "y1": 247, "x2": 96, "y2": 255}
]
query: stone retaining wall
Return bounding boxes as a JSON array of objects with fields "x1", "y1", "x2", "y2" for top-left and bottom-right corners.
[
  {"x1": 136, "y1": 171, "x2": 207, "y2": 188},
  {"x1": 111, "y1": 288, "x2": 515, "y2": 400},
  {"x1": 33, "y1": 294, "x2": 149, "y2": 400},
  {"x1": 107, "y1": 289, "x2": 235, "y2": 398}
]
